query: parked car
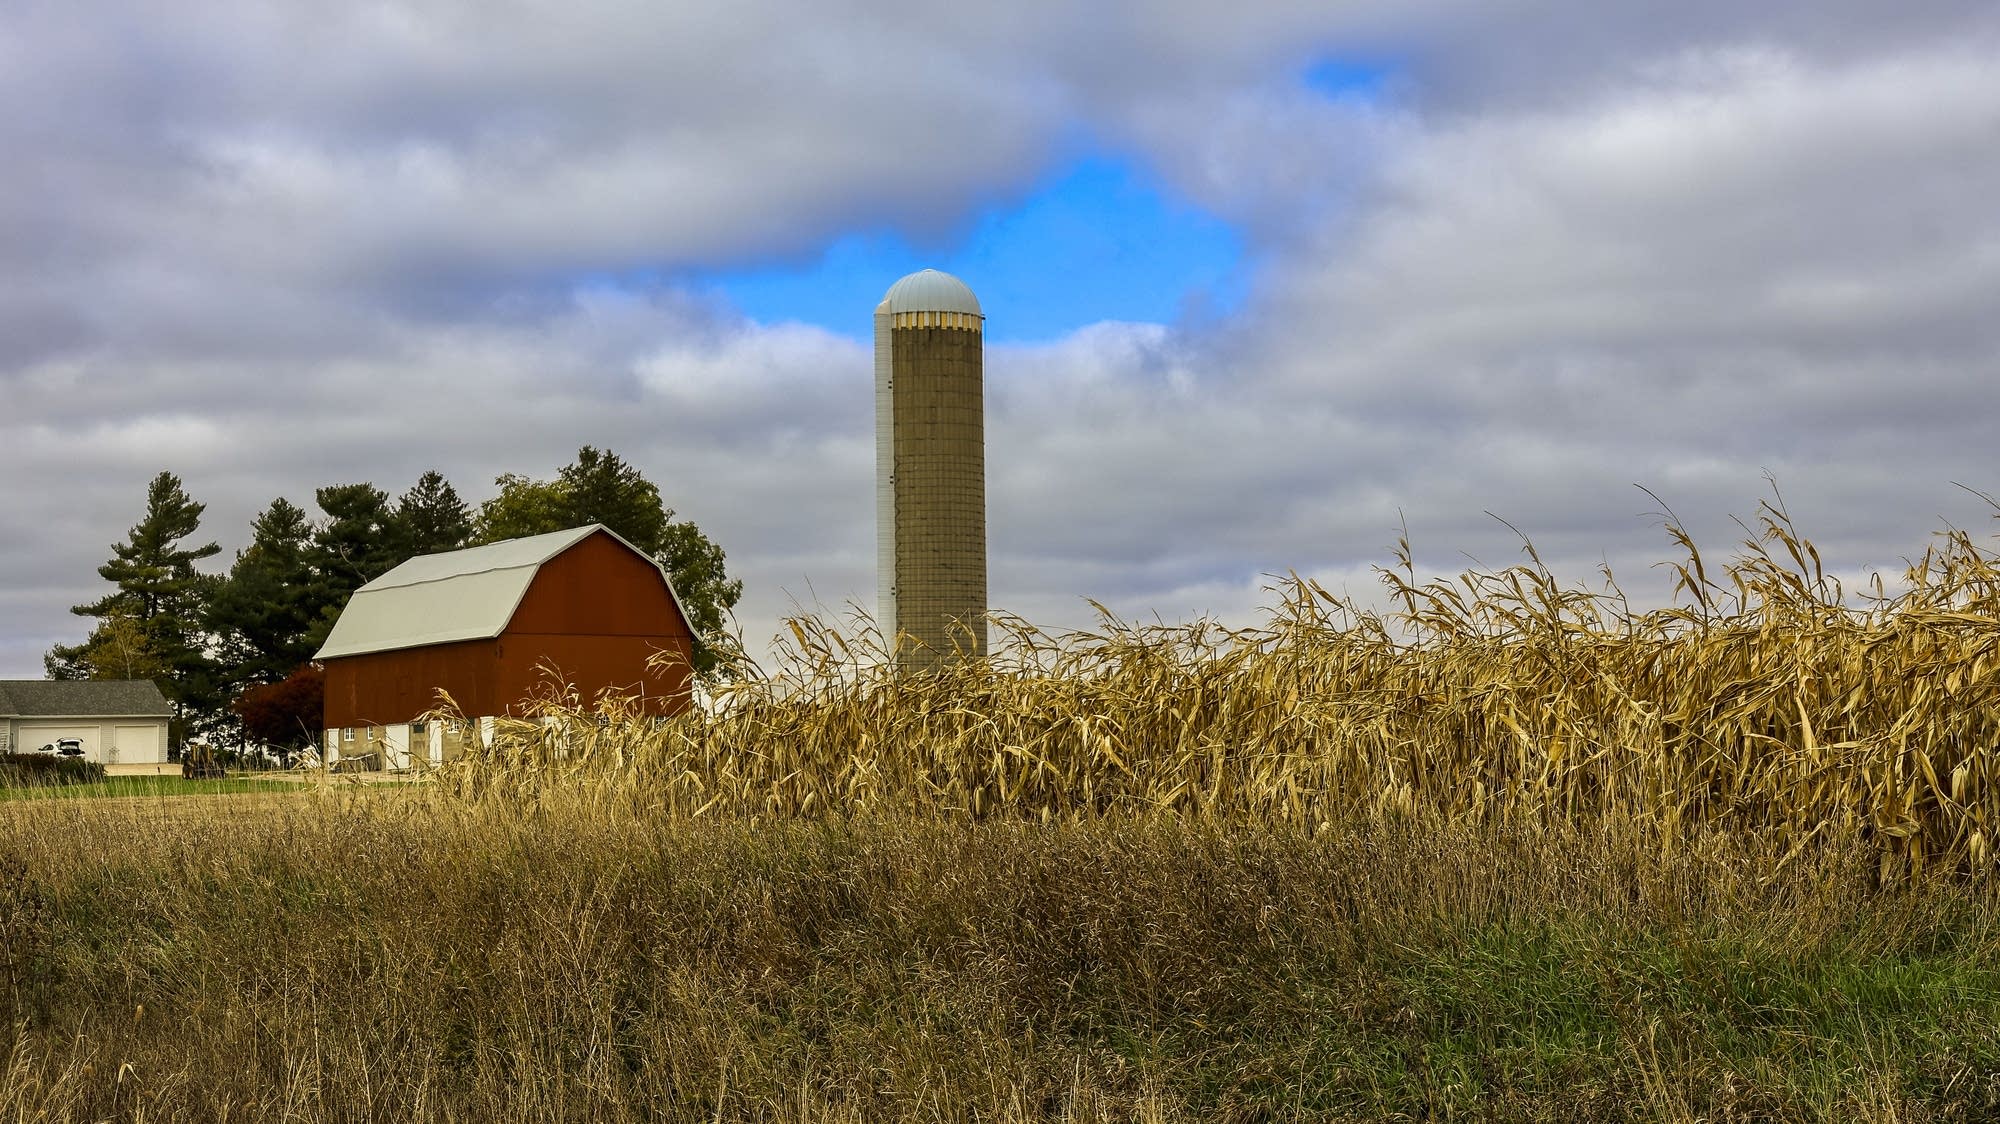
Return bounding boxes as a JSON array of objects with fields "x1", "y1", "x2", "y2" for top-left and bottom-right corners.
[{"x1": 37, "y1": 738, "x2": 84, "y2": 757}]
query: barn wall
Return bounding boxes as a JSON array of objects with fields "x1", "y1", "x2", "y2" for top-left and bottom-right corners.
[
  {"x1": 507, "y1": 531, "x2": 692, "y2": 637},
  {"x1": 322, "y1": 638, "x2": 500, "y2": 729},
  {"x1": 501, "y1": 533, "x2": 694, "y2": 715},
  {"x1": 495, "y1": 634, "x2": 691, "y2": 716}
]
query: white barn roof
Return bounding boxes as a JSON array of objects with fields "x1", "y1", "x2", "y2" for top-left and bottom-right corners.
[{"x1": 313, "y1": 525, "x2": 688, "y2": 661}]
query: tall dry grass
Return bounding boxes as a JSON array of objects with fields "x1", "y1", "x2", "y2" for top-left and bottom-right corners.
[
  {"x1": 3, "y1": 795, "x2": 1996, "y2": 1122},
  {"x1": 453, "y1": 498, "x2": 1998, "y2": 880}
]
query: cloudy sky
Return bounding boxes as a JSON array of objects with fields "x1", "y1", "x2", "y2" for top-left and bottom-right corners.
[{"x1": 4, "y1": 1, "x2": 1999, "y2": 677}]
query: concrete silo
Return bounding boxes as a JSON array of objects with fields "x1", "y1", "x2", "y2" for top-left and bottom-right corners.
[{"x1": 875, "y1": 269, "x2": 986, "y2": 669}]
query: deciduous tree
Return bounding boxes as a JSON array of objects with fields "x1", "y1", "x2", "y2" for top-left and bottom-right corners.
[
  {"x1": 232, "y1": 665, "x2": 325, "y2": 755},
  {"x1": 43, "y1": 610, "x2": 171, "y2": 683},
  {"x1": 472, "y1": 474, "x2": 566, "y2": 543},
  {"x1": 475, "y1": 446, "x2": 743, "y2": 673}
]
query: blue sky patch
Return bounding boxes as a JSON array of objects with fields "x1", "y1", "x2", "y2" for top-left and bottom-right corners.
[
  {"x1": 699, "y1": 157, "x2": 1247, "y2": 343},
  {"x1": 1301, "y1": 55, "x2": 1396, "y2": 102}
]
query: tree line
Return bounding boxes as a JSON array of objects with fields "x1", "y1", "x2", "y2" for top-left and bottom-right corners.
[{"x1": 49, "y1": 447, "x2": 742, "y2": 753}]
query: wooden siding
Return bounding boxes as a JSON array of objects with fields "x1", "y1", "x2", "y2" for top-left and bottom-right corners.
[
  {"x1": 321, "y1": 529, "x2": 693, "y2": 728},
  {"x1": 323, "y1": 637, "x2": 500, "y2": 729},
  {"x1": 506, "y1": 530, "x2": 687, "y2": 637}
]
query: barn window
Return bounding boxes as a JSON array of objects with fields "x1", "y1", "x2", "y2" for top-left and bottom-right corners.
[
  {"x1": 342, "y1": 727, "x2": 354, "y2": 742},
  {"x1": 411, "y1": 721, "x2": 427, "y2": 734}
]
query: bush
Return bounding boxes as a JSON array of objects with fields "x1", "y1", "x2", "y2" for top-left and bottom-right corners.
[
  {"x1": 232, "y1": 665, "x2": 324, "y2": 751},
  {"x1": 0, "y1": 752, "x2": 107, "y2": 788}
]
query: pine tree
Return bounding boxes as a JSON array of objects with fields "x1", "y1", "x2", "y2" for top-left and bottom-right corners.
[
  {"x1": 312, "y1": 482, "x2": 398, "y2": 592},
  {"x1": 208, "y1": 497, "x2": 322, "y2": 687},
  {"x1": 305, "y1": 483, "x2": 400, "y2": 650},
  {"x1": 394, "y1": 470, "x2": 473, "y2": 557},
  {"x1": 50, "y1": 471, "x2": 223, "y2": 744},
  {"x1": 555, "y1": 447, "x2": 669, "y2": 554},
  {"x1": 72, "y1": 471, "x2": 220, "y2": 626}
]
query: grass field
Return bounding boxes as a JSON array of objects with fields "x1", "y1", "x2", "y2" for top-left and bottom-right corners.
[
  {"x1": 0, "y1": 775, "x2": 307, "y2": 801},
  {"x1": 1, "y1": 796, "x2": 1996, "y2": 1122},
  {"x1": 5, "y1": 513, "x2": 2000, "y2": 1120}
]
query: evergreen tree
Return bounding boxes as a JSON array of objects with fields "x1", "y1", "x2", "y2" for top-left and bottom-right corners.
[
  {"x1": 305, "y1": 483, "x2": 400, "y2": 650},
  {"x1": 556, "y1": 447, "x2": 669, "y2": 553},
  {"x1": 49, "y1": 471, "x2": 222, "y2": 744},
  {"x1": 312, "y1": 482, "x2": 398, "y2": 591},
  {"x1": 71, "y1": 471, "x2": 220, "y2": 625},
  {"x1": 394, "y1": 470, "x2": 473, "y2": 557},
  {"x1": 475, "y1": 446, "x2": 743, "y2": 673},
  {"x1": 207, "y1": 497, "x2": 322, "y2": 687}
]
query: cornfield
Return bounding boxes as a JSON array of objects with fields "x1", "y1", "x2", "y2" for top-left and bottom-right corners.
[{"x1": 450, "y1": 498, "x2": 2000, "y2": 878}]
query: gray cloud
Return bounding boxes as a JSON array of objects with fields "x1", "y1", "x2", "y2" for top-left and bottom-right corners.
[{"x1": 4, "y1": 2, "x2": 1999, "y2": 677}]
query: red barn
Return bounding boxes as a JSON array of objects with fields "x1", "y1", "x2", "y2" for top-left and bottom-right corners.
[{"x1": 313, "y1": 524, "x2": 694, "y2": 768}]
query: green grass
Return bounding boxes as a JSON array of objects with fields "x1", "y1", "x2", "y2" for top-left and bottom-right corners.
[{"x1": 0, "y1": 774, "x2": 305, "y2": 800}]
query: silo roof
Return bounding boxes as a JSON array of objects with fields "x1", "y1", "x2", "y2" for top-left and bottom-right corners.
[{"x1": 881, "y1": 269, "x2": 982, "y2": 316}]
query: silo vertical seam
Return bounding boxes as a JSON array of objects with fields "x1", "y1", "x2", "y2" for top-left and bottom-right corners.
[{"x1": 874, "y1": 302, "x2": 898, "y2": 649}]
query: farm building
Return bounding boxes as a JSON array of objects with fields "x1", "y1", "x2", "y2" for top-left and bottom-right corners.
[
  {"x1": 0, "y1": 679, "x2": 172, "y2": 764},
  {"x1": 876, "y1": 268, "x2": 988, "y2": 669},
  {"x1": 313, "y1": 524, "x2": 694, "y2": 769}
]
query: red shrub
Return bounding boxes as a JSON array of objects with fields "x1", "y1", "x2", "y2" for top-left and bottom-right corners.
[{"x1": 232, "y1": 665, "x2": 325, "y2": 749}]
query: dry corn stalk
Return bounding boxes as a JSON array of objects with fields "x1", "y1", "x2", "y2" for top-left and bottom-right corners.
[{"x1": 437, "y1": 496, "x2": 2000, "y2": 878}]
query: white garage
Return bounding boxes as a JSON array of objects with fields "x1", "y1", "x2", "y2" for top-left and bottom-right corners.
[
  {"x1": 0, "y1": 680, "x2": 172, "y2": 765},
  {"x1": 15, "y1": 723, "x2": 100, "y2": 756},
  {"x1": 114, "y1": 723, "x2": 165, "y2": 762}
]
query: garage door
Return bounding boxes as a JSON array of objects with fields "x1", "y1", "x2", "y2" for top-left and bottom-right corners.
[
  {"x1": 113, "y1": 724, "x2": 165, "y2": 764},
  {"x1": 16, "y1": 723, "x2": 99, "y2": 761}
]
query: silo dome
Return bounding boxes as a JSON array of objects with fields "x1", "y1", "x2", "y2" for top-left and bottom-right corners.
[{"x1": 882, "y1": 269, "x2": 982, "y2": 316}]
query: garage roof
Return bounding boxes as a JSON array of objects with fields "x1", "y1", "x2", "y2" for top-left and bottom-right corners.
[
  {"x1": 312, "y1": 524, "x2": 688, "y2": 661},
  {"x1": 0, "y1": 679, "x2": 171, "y2": 718}
]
